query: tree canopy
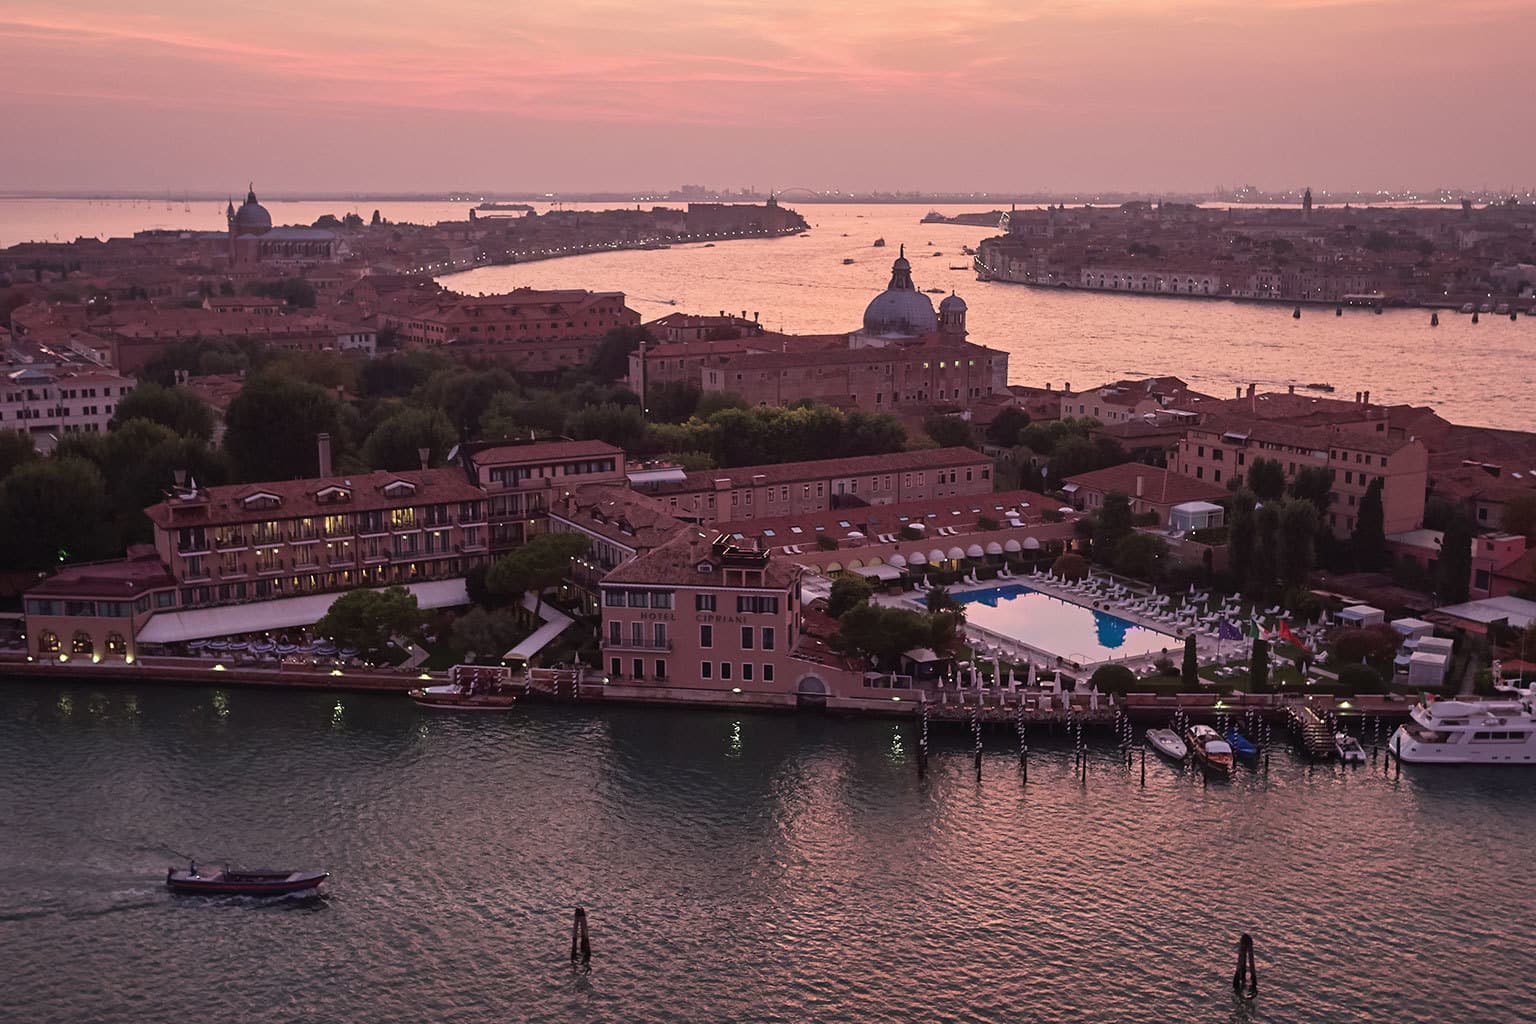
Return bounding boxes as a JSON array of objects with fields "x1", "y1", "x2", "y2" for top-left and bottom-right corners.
[
  {"x1": 110, "y1": 383, "x2": 215, "y2": 441},
  {"x1": 486, "y1": 532, "x2": 591, "y2": 611},
  {"x1": 827, "y1": 574, "x2": 874, "y2": 619},
  {"x1": 223, "y1": 374, "x2": 346, "y2": 480},
  {"x1": 315, "y1": 586, "x2": 420, "y2": 653},
  {"x1": 361, "y1": 407, "x2": 456, "y2": 471}
]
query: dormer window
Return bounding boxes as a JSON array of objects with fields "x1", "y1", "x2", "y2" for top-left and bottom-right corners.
[
  {"x1": 695, "y1": 562, "x2": 714, "y2": 573},
  {"x1": 315, "y1": 485, "x2": 351, "y2": 505},
  {"x1": 382, "y1": 479, "x2": 417, "y2": 498},
  {"x1": 241, "y1": 491, "x2": 282, "y2": 511}
]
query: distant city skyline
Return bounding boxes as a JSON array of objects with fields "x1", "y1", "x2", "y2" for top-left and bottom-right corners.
[{"x1": 2, "y1": 0, "x2": 1531, "y2": 194}]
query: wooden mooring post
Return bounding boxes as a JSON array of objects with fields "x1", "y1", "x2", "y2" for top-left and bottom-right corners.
[
  {"x1": 570, "y1": 907, "x2": 591, "y2": 965},
  {"x1": 1232, "y1": 932, "x2": 1257, "y2": 998}
]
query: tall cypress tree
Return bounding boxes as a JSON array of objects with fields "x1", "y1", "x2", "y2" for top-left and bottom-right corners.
[{"x1": 1352, "y1": 478, "x2": 1388, "y2": 571}]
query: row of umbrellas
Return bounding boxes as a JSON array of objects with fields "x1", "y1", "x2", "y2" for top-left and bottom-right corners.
[
  {"x1": 888, "y1": 538, "x2": 1040, "y2": 568},
  {"x1": 187, "y1": 637, "x2": 358, "y2": 658}
]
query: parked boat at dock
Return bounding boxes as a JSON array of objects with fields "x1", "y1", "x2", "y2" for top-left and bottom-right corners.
[
  {"x1": 409, "y1": 665, "x2": 518, "y2": 711},
  {"x1": 1146, "y1": 728, "x2": 1187, "y2": 761},
  {"x1": 1224, "y1": 727, "x2": 1258, "y2": 760},
  {"x1": 1334, "y1": 732, "x2": 1367, "y2": 764},
  {"x1": 167, "y1": 865, "x2": 328, "y2": 897},
  {"x1": 1185, "y1": 723, "x2": 1234, "y2": 775},
  {"x1": 1388, "y1": 693, "x2": 1536, "y2": 764}
]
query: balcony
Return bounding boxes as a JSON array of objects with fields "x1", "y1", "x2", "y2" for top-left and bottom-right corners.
[{"x1": 603, "y1": 638, "x2": 673, "y2": 652}]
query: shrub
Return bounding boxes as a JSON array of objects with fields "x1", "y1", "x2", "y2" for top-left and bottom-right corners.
[
  {"x1": 898, "y1": 525, "x2": 923, "y2": 541},
  {"x1": 816, "y1": 535, "x2": 839, "y2": 551},
  {"x1": 1153, "y1": 656, "x2": 1177, "y2": 677},
  {"x1": 1052, "y1": 552, "x2": 1089, "y2": 581},
  {"x1": 1042, "y1": 508, "x2": 1066, "y2": 523},
  {"x1": 1089, "y1": 663, "x2": 1137, "y2": 694},
  {"x1": 976, "y1": 515, "x2": 999, "y2": 531},
  {"x1": 1133, "y1": 511, "x2": 1162, "y2": 527},
  {"x1": 1337, "y1": 662, "x2": 1385, "y2": 694}
]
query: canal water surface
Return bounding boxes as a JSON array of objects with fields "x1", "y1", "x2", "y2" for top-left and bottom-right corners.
[{"x1": 3, "y1": 681, "x2": 1532, "y2": 1023}]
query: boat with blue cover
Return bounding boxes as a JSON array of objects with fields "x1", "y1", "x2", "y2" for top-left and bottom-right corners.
[{"x1": 1225, "y1": 727, "x2": 1258, "y2": 760}]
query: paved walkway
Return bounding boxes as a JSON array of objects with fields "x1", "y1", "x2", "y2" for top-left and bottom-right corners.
[{"x1": 504, "y1": 593, "x2": 574, "y2": 662}]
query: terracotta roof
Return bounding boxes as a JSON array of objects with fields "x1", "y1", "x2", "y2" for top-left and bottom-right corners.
[
  {"x1": 600, "y1": 528, "x2": 800, "y2": 590},
  {"x1": 715, "y1": 340, "x2": 1001, "y2": 373},
  {"x1": 1064, "y1": 463, "x2": 1229, "y2": 506},
  {"x1": 665, "y1": 447, "x2": 992, "y2": 493},
  {"x1": 144, "y1": 467, "x2": 482, "y2": 529},
  {"x1": 27, "y1": 557, "x2": 176, "y2": 599},
  {"x1": 728, "y1": 487, "x2": 1062, "y2": 544},
  {"x1": 469, "y1": 439, "x2": 623, "y2": 468},
  {"x1": 549, "y1": 484, "x2": 685, "y2": 552}
]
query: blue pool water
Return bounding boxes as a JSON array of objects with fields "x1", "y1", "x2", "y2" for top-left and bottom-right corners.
[{"x1": 955, "y1": 584, "x2": 1179, "y2": 664}]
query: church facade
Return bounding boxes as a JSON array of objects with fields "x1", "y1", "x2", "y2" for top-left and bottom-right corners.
[{"x1": 226, "y1": 187, "x2": 340, "y2": 269}]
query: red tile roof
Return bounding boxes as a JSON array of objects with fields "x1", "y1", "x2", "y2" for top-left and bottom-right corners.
[
  {"x1": 1064, "y1": 463, "x2": 1228, "y2": 506},
  {"x1": 144, "y1": 467, "x2": 483, "y2": 528}
]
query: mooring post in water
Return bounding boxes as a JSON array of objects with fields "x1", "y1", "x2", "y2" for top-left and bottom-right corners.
[
  {"x1": 571, "y1": 907, "x2": 591, "y2": 965},
  {"x1": 1394, "y1": 731, "x2": 1402, "y2": 780},
  {"x1": 1140, "y1": 742, "x2": 1146, "y2": 786},
  {"x1": 1232, "y1": 932, "x2": 1257, "y2": 998},
  {"x1": 971, "y1": 704, "x2": 982, "y2": 781}
]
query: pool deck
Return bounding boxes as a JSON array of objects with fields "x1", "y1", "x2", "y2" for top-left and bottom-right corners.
[{"x1": 882, "y1": 571, "x2": 1229, "y2": 676}]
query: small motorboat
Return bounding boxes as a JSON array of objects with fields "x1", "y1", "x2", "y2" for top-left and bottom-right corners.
[
  {"x1": 167, "y1": 865, "x2": 327, "y2": 897},
  {"x1": 841, "y1": 258, "x2": 855, "y2": 265},
  {"x1": 1225, "y1": 727, "x2": 1258, "y2": 760},
  {"x1": 1186, "y1": 724, "x2": 1234, "y2": 776},
  {"x1": 1334, "y1": 731, "x2": 1367, "y2": 765},
  {"x1": 1146, "y1": 728, "x2": 1188, "y2": 761},
  {"x1": 409, "y1": 684, "x2": 518, "y2": 711},
  {"x1": 1460, "y1": 302, "x2": 1475, "y2": 314}
]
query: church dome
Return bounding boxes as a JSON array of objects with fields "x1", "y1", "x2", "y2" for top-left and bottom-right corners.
[
  {"x1": 232, "y1": 186, "x2": 271, "y2": 234},
  {"x1": 938, "y1": 293, "x2": 967, "y2": 314},
  {"x1": 862, "y1": 246, "x2": 936, "y2": 336}
]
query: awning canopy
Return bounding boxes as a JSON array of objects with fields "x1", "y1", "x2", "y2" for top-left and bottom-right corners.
[
  {"x1": 908, "y1": 551, "x2": 928, "y2": 564},
  {"x1": 1023, "y1": 537, "x2": 1041, "y2": 550},
  {"x1": 966, "y1": 544, "x2": 985, "y2": 558},
  {"x1": 136, "y1": 578, "x2": 471, "y2": 644},
  {"x1": 946, "y1": 546, "x2": 966, "y2": 560},
  {"x1": 927, "y1": 548, "x2": 946, "y2": 563},
  {"x1": 1004, "y1": 539, "x2": 1022, "y2": 552},
  {"x1": 888, "y1": 554, "x2": 907, "y2": 567},
  {"x1": 984, "y1": 541, "x2": 1004, "y2": 555},
  {"x1": 854, "y1": 564, "x2": 904, "y2": 582}
]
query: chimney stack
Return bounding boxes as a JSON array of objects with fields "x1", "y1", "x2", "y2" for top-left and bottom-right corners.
[
  {"x1": 1135, "y1": 475, "x2": 1145, "y2": 498},
  {"x1": 418, "y1": 447, "x2": 431, "y2": 471},
  {"x1": 1288, "y1": 384, "x2": 1295, "y2": 395},
  {"x1": 1064, "y1": 381, "x2": 1071, "y2": 395},
  {"x1": 1363, "y1": 390, "x2": 1370, "y2": 405},
  {"x1": 1235, "y1": 386, "x2": 1242, "y2": 399},
  {"x1": 1355, "y1": 391, "x2": 1362, "y2": 403},
  {"x1": 317, "y1": 433, "x2": 333, "y2": 477}
]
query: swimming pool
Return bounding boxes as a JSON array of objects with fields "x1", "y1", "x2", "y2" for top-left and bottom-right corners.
[{"x1": 953, "y1": 584, "x2": 1179, "y2": 665}]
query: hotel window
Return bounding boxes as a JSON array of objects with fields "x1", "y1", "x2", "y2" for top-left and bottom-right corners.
[
  {"x1": 700, "y1": 625, "x2": 713, "y2": 648},
  {"x1": 631, "y1": 622, "x2": 644, "y2": 646},
  {"x1": 762, "y1": 663, "x2": 774, "y2": 682},
  {"x1": 701, "y1": 661, "x2": 712, "y2": 679},
  {"x1": 695, "y1": 594, "x2": 716, "y2": 612},
  {"x1": 632, "y1": 659, "x2": 644, "y2": 680},
  {"x1": 605, "y1": 590, "x2": 625, "y2": 607},
  {"x1": 742, "y1": 663, "x2": 754, "y2": 681},
  {"x1": 390, "y1": 507, "x2": 415, "y2": 529},
  {"x1": 653, "y1": 623, "x2": 667, "y2": 648},
  {"x1": 762, "y1": 627, "x2": 775, "y2": 651},
  {"x1": 655, "y1": 660, "x2": 667, "y2": 681},
  {"x1": 741, "y1": 626, "x2": 754, "y2": 650},
  {"x1": 720, "y1": 662, "x2": 732, "y2": 680}
]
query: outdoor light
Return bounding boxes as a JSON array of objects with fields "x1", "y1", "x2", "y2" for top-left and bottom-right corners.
[
  {"x1": 58, "y1": 654, "x2": 68, "y2": 663},
  {"x1": 213, "y1": 663, "x2": 226, "y2": 671},
  {"x1": 418, "y1": 672, "x2": 431, "y2": 680},
  {"x1": 330, "y1": 669, "x2": 344, "y2": 676},
  {"x1": 731, "y1": 687, "x2": 742, "y2": 694},
  {"x1": 891, "y1": 696, "x2": 902, "y2": 702}
]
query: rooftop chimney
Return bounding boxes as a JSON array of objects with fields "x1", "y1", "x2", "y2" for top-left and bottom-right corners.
[
  {"x1": 1363, "y1": 390, "x2": 1370, "y2": 405},
  {"x1": 418, "y1": 447, "x2": 431, "y2": 471},
  {"x1": 1135, "y1": 475, "x2": 1145, "y2": 498},
  {"x1": 1355, "y1": 391, "x2": 1363, "y2": 403},
  {"x1": 1064, "y1": 381, "x2": 1071, "y2": 395},
  {"x1": 1235, "y1": 386, "x2": 1243, "y2": 399},
  {"x1": 1288, "y1": 384, "x2": 1295, "y2": 395},
  {"x1": 317, "y1": 433, "x2": 333, "y2": 477}
]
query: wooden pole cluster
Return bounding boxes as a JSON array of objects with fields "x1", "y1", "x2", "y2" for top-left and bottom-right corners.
[
  {"x1": 971, "y1": 703, "x2": 982, "y2": 781},
  {"x1": 1232, "y1": 932, "x2": 1257, "y2": 998},
  {"x1": 570, "y1": 907, "x2": 591, "y2": 966},
  {"x1": 917, "y1": 698, "x2": 931, "y2": 777},
  {"x1": 1015, "y1": 697, "x2": 1028, "y2": 784}
]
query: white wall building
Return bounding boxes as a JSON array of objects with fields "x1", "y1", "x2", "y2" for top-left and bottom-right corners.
[{"x1": 0, "y1": 368, "x2": 137, "y2": 451}]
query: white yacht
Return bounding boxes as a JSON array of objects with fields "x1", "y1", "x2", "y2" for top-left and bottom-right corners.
[{"x1": 1389, "y1": 693, "x2": 1536, "y2": 765}]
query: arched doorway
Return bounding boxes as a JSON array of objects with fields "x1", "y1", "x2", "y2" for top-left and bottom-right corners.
[{"x1": 796, "y1": 674, "x2": 829, "y2": 710}]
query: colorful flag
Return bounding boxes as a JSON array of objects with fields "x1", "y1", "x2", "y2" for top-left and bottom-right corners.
[
  {"x1": 1218, "y1": 618, "x2": 1242, "y2": 641},
  {"x1": 1278, "y1": 619, "x2": 1310, "y2": 653}
]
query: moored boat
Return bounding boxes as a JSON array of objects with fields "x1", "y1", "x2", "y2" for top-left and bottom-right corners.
[
  {"x1": 1146, "y1": 728, "x2": 1188, "y2": 761},
  {"x1": 167, "y1": 865, "x2": 327, "y2": 897},
  {"x1": 409, "y1": 664, "x2": 518, "y2": 711},
  {"x1": 1185, "y1": 723, "x2": 1234, "y2": 775},
  {"x1": 1224, "y1": 727, "x2": 1258, "y2": 760},
  {"x1": 1334, "y1": 731, "x2": 1367, "y2": 764},
  {"x1": 1388, "y1": 692, "x2": 1536, "y2": 764}
]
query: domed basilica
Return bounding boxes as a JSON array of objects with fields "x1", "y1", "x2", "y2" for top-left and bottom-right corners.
[{"x1": 853, "y1": 245, "x2": 967, "y2": 347}]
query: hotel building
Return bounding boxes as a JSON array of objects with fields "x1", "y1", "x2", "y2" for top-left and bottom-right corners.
[
  {"x1": 465, "y1": 439, "x2": 629, "y2": 551},
  {"x1": 0, "y1": 367, "x2": 137, "y2": 451}
]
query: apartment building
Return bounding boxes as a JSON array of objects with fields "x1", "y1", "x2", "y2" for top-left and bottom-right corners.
[
  {"x1": 0, "y1": 367, "x2": 136, "y2": 450},
  {"x1": 636, "y1": 447, "x2": 996, "y2": 524},
  {"x1": 388, "y1": 288, "x2": 638, "y2": 348},
  {"x1": 1175, "y1": 416, "x2": 1428, "y2": 537},
  {"x1": 466, "y1": 439, "x2": 628, "y2": 551}
]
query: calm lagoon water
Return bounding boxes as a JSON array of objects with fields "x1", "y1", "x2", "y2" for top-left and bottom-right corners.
[
  {"x1": 4, "y1": 680, "x2": 1535, "y2": 1024},
  {"x1": 956, "y1": 583, "x2": 1178, "y2": 662}
]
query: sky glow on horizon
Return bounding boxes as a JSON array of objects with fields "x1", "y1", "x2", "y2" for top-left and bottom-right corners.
[{"x1": 2, "y1": 0, "x2": 1530, "y2": 194}]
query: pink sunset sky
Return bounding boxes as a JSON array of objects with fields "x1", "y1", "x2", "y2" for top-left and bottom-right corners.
[{"x1": 2, "y1": 0, "x2": 1530, "y2": 194}]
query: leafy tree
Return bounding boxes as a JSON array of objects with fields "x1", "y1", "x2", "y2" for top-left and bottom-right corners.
[
  {"x1": 827, "y1": 574, "x2": 874, "y2": 618},
  {"x1": 481, "y1": 391, "x2": 570, "y2": 439},
  {"x1": 694, "y1": 390, "x2": 747, "y2": 419},
  {"x1": 1338, "y1": 662, "x2": 1386, "y2": 694},
  {"x1": 923, "y1": 413, "x2": 973, "y2": 449},
  {"x1": 370, "y1": 209, "x2": 383, "y2": 227},
  {"x1": 486, "y1": 533, "x2": 591, "y2": 612},
  {"x1": 565, "y1": 403, "x2": 646, "y2": 447},
  {"x1": 1277, "y1": 499, "x2": 1318, "y2": 591},
  {"x1": 1250, "y1": 636, "x2": 1270, "y2": 692},
  {"x1": 0, "y1": 428, "x2": 38, "y2": 481},
  {"x1": 420, "y1": 366, "x2": 519, "y2": 436},
  {"x1": 924, "y1": 586, "x2": 965, "y2": 618},
  {"x1": 1112, "y1": 532, "x2": 1167, "y2": 579},
  {"x1": 1182, "y1": 634, "x2": 1198, "y2": 688},
  {"x1": 315, "y1": 586, "x2": 421, "y2": 654},
  {"x1": 1089, "y1": 663, "x2": 1138, "y2": 694},
  {"x1": 449, "y1": 607, "x2": 527, "y2": 662},
  {"x1": 0, "y1": 457, "x2": 114, "y2": 569},
  {"x1": 1247, "y1": 457, "x2": 1286, "y2": 501},
  {"x1": 242, "y1": 277, "x2": 316, "y2": 308},
  {"x1": 1051, "y1": 552, "x2": 1089, "y2": 581},
  {"x1": 1351, "y1": 478, "x2": 1387, "y2": 571},
  {"x1": 110, "y1": 383, "x2": 215, "y2": 441},
  {"x1": 645, "y1": 381, "x2": 701, "y2": 423},
  {"x1": 1501, "y1": 495, "x2": 1536, "y2": 543},
  {"x1": 1094, "y1": 491, "x2": 1134, "y2": 556},
  {"x1": 361, "y1": 408, "x2": 456, "y2": 471},
  {"x1": 836, "y1": 604, "x2": 933, "y2": 670},
  {"x1": 358, "y1": 351, "x2": 450, "y2": 399},
  {"x1": 223, "y1": 374, "x2": 347, "y2": 480},
  {"x1": 588, "y1": 325, "x2": 652, "y2": 382},
  {"x1": 1288, "y1": 466, "x2": 1334, "y2": 515},
  {"x1": 986, "y1": 406, "x2": 1031, "y2": 447},
  {"x1": 1227, "y1": 488, "x2": 1258, "y2": 591},
  {"x1": 1246, "y1": 502, "x2": 1282, "y2": 598}
]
